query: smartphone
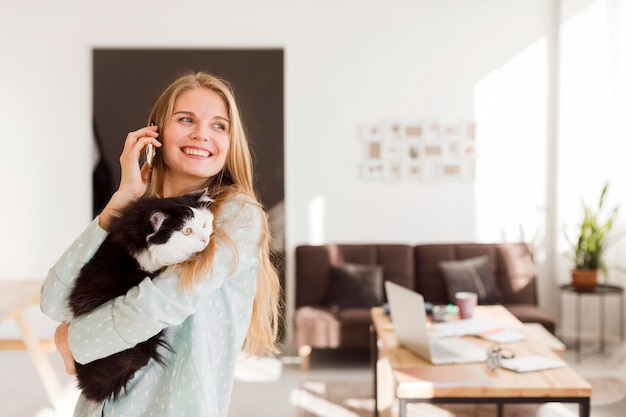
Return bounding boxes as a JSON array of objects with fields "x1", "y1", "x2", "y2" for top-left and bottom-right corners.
[
  {"x1": 144, "y1": 143, "x2": 155, "y2": 165},
  {"x1": 139, "y1": 124, "x2": 157, "y2": 167}
]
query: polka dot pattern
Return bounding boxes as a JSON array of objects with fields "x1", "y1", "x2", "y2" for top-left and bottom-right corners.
[{"x1": 41, "y1": 194, "x2": 262, "y2": 417}]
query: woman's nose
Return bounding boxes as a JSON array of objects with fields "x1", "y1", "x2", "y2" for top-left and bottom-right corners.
[{"x1": 192, "y1": 125, "x2": 210, "y2": 141}]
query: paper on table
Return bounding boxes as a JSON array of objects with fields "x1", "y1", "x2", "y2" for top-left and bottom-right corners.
[
  {"x1": 430, "y1": 318, "x2": 506, "y2": 338},
  {"x1": 430, "y1": 318, "x2": 527, "y2": 343},
  {"x1": 500, "y1": 355, "x2": 566, "y2": 373},
  {"x1": 480, "y1": 328, "x2": 527, "y2": 344}
]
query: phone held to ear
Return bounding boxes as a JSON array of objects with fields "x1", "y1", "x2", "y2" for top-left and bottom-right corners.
[
  {"x1": 140, "y1": 124, "x2": 157, "y2": 167},
  {"x1": 144, "y1": 144, "x2": 154, "y2": 166}
]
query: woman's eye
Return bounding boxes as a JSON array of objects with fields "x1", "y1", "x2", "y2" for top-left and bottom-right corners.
[
  {"x1": 213, "y1": 123, "x2": 227, "y2": 131},
  {"x1": 180, "y1": 117, "x2": 193, "y2": 123},
  {"x1": 182, "y1": 228, "x2": 192, "y2": 236}
]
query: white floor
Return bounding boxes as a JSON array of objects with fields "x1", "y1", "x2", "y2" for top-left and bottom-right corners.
[
  {"x1": 1, "y1": 339, "x2": 625, "y2": 417},
  {"x1": 0, "y1": 345, "x2": 372, "y2": 417}
]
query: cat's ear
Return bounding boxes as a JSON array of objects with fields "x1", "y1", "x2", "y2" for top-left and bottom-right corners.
[
  {"x1": 197, "y1": 188, "x2": 214, "y2": 205},
  {"x1": 150, "y1": 211, "x2": 168, "y2": 232}
]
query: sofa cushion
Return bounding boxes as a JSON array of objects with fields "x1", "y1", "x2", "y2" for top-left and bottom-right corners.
[
  {"x1": 439, "y1": 255, "x2": 503, "y2": 304},
  {"x1": 328, "y1": 263, "x2": 384, "y2": 308}
]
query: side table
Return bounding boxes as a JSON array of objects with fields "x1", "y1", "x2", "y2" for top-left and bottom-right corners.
[{"x1": 558, "y1": 283, "x2": 625, "y2": 362}]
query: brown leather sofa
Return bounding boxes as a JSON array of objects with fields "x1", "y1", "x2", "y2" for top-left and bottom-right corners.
[{"x1": 294, "y1": 243, "x2": 556, "y2": 369}]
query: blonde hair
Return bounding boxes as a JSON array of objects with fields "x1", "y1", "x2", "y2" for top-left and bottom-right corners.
[{"x1": 146, "y1": 71, "x2": 281, "y2": 356}]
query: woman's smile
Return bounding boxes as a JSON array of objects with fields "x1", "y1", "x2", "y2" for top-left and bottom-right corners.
[{"x1": 182, "y1": 146, "x2": 213, "y2": 158}]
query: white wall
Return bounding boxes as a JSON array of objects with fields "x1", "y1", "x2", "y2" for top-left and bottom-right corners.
[{"x1": 1, "y1": 0, "x2": 595, "y2": 342}]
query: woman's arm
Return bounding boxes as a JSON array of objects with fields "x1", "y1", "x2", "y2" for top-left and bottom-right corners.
[
  {"x1": 40, "y1": 218, "x2": 109, "y2": 322},
  {"x1": 66, "y1": 195, "x2": 262, "y2": 365}
]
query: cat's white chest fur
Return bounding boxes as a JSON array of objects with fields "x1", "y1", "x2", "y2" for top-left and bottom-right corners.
[{"x1": 135, "y1": 207, "x2": 214, "y2": 273}]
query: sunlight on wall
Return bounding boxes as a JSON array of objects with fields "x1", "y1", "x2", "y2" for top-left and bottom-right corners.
[
  {"x1": 559, "y1": 0, "x2": 613, "y2": 214},
  {"x1": 308, "y1": 196, "x2": 326, "y2": 245},
  {"x1": 473, "y1": 40, "x2": 548, "y2": 246}
]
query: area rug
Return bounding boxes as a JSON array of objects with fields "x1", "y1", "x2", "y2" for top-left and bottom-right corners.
[{"x1": 293, "y1": 377, "x2": 626, "y2": 417}]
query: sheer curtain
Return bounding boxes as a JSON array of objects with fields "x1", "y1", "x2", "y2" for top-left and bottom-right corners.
[{"x1": 557, "y1": 0, "x2": 626, "y2": 286}]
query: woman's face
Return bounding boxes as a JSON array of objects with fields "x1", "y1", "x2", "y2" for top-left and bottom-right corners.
[{"x1": 160, "y1": 87, "x2": 230, "y2": 197}]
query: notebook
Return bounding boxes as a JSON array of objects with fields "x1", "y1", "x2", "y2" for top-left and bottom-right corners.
[{"x1": 384, "y1": 281, "x2": 487, "y2": 365}]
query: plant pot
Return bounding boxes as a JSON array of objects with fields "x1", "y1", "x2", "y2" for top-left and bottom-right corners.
[{"x1": 570, "y1": 268, "x2": 599, "y2": 292}]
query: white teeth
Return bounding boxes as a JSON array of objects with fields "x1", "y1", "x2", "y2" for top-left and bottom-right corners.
[{"x1": 183, "y1": 148, "x2": 210, "y2": 157}]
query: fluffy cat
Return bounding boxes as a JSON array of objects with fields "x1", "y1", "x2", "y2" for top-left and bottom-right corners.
[{"x1": 68, "y1": 189, "x2": 214, "y2": 402}]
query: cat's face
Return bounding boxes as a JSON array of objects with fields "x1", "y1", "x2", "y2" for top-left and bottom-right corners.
[{"x1": 136, "y1": 206, "x2": 214, "y2": 272}]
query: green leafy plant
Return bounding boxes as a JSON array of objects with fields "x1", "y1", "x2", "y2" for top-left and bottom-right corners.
[{"x1": 566, "y1": 182, "x2": 621, "y2": 278}]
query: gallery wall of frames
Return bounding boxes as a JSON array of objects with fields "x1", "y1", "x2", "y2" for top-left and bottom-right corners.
[{"x1": 360, "y1": 120, "x2": 477, "y2": 182}]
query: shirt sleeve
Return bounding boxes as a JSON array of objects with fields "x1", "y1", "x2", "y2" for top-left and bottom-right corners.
[
  {"x1": 39, "y1": 218, "x2": 109, "y2": 322},
  {"x1": 66, "y1": 194, "x2": 263, "y2": 365}
]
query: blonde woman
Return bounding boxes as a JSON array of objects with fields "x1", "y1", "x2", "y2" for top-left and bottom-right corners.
[{"x1": 40, "y1": 72, "x2": 281, "y2": 417}]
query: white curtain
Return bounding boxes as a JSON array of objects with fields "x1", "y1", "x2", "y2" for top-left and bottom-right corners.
[{"x1": 557, "y1": 0, "x2": 626, "y2": 285}]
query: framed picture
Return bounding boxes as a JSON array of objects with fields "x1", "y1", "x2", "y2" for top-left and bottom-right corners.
[
  {"x1": 360, "y1": 123, "x2": 383, "y2": 140},
  {"x1": 443, "y1": 122, "x2": 461, "y2": 140},
  {"x1": 422, "y1": 161, "x2": 441, "y2": 181},
  {"x1": 382, "y1": 141, "x2": 405, "y2": 160},
  {"x1": 441, "y1": 163, "x2": 462, "y2": 180},
  {"x1": 361, "y1": 160, "x2": 386, "y2": 180},
  {"x1": 383, "y1": 120, "x2": 405, "y2": 140},
  {"x1": 463, "y1": 121, "x2": 476, "y2": 140},
  {"x1": 404, "y1": 123, "x2": 423, "y2": 139},
  {"x1": 444, "y1": 141, "x2": 461, "y2": 160},
  {"x1": 388, "y1": 161, "x2": 403, "y2": 180},
  {"x1": 366, "y1": 141, "x2": 382, "y2": 159},
  {"x1": 423, "y1": 144, "x2": 443, "y2": 158},
  {"x1": 460, "y1": 140, "x2": 477, "y2": 159},
  {"x1": 403, "y1": 163, "x2": 423, "y2": 180},
  {"x1": 406, "y1": 140, "x2": 421, "y2": 160},
  {"x1": 423, "y1": 121, "x2": 441, "y2": 142}
]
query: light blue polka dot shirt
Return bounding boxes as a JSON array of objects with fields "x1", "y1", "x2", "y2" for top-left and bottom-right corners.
[{"x1": 40, "y1": 194, "x2": 261, "y2": 417}]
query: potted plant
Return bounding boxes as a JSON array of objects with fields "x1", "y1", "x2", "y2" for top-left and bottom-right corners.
[{"x1": 566, "y1": 182, "x2": 621, "y2": 291}]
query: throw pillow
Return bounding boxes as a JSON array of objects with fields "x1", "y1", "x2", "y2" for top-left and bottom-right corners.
[
  {"x1": 439, "y1": 255, "x2": 503, "y2": 304},
  {"x1": 328, "y1": 263, "x2": 384, "y2": 309}
]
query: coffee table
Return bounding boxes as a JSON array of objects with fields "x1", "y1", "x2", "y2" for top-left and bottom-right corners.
[{"x1": 371, "y1": 305, "x2": 592, "y2": 417}]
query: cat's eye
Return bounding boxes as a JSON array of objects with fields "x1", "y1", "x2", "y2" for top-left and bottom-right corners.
[{"x1": 182, "y1": 228, "x2": 192, "y2": 236}]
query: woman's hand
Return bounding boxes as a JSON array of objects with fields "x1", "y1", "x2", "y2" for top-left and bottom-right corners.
[
  {"x1": 54, "y1": 322, "x2": 77, "y2": 375},
  {"x1": 99, "y1": 125, "x2": 162, "y2": 230}
]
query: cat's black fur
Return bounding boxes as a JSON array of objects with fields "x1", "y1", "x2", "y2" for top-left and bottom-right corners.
[{"x1": 68, "y1": 190, "x2": 213, "y2": 403}]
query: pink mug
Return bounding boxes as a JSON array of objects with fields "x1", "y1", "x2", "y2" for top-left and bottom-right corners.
[{"x1": 455, "y1": 291, "x2": 478, "y2": 319}]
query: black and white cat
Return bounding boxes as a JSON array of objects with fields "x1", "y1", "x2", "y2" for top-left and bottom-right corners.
[{"x1": 68, "y1": 189, "x2": 214, "y2": 402}]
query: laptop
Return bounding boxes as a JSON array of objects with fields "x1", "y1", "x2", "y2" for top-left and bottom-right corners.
[{"x1": 384, "y1": 281, "x2": 487, "y2": 365}]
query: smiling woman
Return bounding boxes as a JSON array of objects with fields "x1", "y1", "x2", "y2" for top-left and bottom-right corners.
[{"x1": 40, "y1": 71, "x2": 282, "y2": 417}]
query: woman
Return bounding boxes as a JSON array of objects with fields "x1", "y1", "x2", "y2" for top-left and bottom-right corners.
[{"x1": 40, "y1": 71, "x2": 281, "y2": 417}]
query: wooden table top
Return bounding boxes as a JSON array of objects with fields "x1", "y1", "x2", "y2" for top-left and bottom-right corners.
[
  {"x1": 371, "y1": 305, "x2": 592, "y2": 399},
  {"x1": 0, "y1": 280, "x2": 44, "y2": 322}
]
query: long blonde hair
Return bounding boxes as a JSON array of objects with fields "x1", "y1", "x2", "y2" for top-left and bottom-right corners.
[{"x1": 146, "y1": 71, "x2": 281, "y2": 356}]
